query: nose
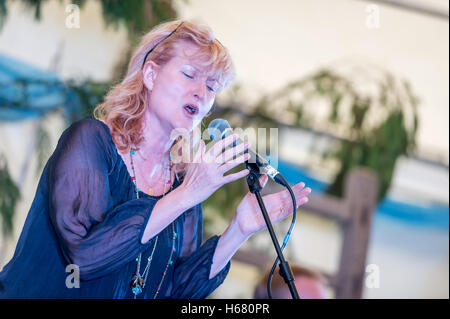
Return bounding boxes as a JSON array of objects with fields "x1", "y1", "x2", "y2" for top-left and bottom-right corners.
[{"x1": 193, "y1": 80, "x2": 206, "y2": 101}]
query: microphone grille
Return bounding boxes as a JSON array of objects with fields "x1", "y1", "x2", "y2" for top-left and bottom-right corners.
[{"x1": 207, "y1": 118, "x2": 232, "y2": 141}]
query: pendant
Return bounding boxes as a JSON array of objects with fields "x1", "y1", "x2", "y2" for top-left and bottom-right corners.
[
  {"x1": 130, "y1": 274, "x2": 145, "y2": 296},
  {"x1": 132, "y1": 285, "x2": 142, "y2": 296}
]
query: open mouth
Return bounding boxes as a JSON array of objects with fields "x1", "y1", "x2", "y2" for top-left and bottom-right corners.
[{"x1": 183, "y1": 104, "x2": 198, "y2": 116}]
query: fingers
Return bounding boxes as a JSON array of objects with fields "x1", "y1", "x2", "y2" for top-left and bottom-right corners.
[
  {"x1": 271, "y1": 182, "x2": 311, "y2": 218},
  {"x1": 295, "y1": 196, "x2": 309, "y2": 207},
  {"x1": 259, "y1": 174, "x2": 268, "y2": 188},
  {"x1": 290, "y1": 183, "x2": 311, "y2": 208},
  {"x1": 276, "y1": 182, "x2": 306, "y2": 202},
  {"x1": 288, "y1": 182, "x2": 311, "y2": 198},
  {"x1": 222, "y1": 168, "x2": 250, "y2": 184},
  {"x1": 217, "y1": 140, "x2": 250, "y2": 164},
  {"x1": 193, "y1": 139, "x2": 207, "y2": 163},
  {"x1": 276, "y1": 196, "x2": 308, "y2": 220},
  {"x1": 207, "y1": 133, "x2": 239, "y2": 163},
  {"x1": 219, "y1": 152, "x2": 251, "y2": 173},
  {"x1": 294, "y1": 183, "x2": 311, "y2": 197},
  {"x1": 290, "y1": 186, "x2": 311, "y2": 209}
]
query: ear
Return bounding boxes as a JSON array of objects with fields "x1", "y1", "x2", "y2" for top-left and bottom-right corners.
[{"x1": 142, "y1": 61, "x2": 159, "y2": 91}]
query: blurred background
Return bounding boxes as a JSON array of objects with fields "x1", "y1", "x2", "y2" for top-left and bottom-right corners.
[{"x1": 0, "y1": 0, "x2": 448, "y2": 298}]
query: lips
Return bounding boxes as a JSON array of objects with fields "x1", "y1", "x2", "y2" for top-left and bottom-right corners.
[{"x1": 183, "y1": 104, "x2": 199, "y2": 116}]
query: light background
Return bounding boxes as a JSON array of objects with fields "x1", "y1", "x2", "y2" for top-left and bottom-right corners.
[{"x1": 0, "y1": 0, "x2": 448, "y2": 298}]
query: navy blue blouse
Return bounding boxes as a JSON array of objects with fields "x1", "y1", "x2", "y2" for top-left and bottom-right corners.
[{"x1": 0, "y1": 117, "x2": 230, "y2": 298}]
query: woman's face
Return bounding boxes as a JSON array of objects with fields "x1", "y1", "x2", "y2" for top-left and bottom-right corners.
[{"x1": 145, "y1": 41, "x2": 219, "y2": 134}]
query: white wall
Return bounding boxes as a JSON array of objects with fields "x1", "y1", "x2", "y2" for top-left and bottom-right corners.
[{"x1": 0, "y1": 0, "x2": 128, "y2": 81}]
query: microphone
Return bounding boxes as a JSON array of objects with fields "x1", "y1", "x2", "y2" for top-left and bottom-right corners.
[{"x1": 207, "y1": 118, "x2": 289, "y2": 187}]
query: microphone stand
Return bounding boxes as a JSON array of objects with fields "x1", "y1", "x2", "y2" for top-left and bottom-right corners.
[{"x1": 245, "y1": 170, "x2": 300, "y2": 299}]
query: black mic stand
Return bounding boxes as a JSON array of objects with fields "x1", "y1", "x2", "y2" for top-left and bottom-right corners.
[{"x1": 245, "y1": 170, "x2": 300, "y2": 299}]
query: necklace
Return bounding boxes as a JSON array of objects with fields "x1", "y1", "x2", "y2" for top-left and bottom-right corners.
[{"x1": 129, "y1": 148, "x2": 177, "y2": 299}]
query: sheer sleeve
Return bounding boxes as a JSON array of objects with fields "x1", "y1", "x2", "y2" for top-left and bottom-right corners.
[
  {"x1": 169, "y1": 204, "x2": 231, "y2": 299},
  {"x1": 46, "y1": 118, "x2": 157, "y2": 281},
  {"x1": 179, "y1": 204, "x2": 203, "y2": 259}
]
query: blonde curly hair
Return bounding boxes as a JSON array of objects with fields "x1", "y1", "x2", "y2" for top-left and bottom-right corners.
[{"x1": 93, "y1": 19, "x2": 235, "y2": 178}]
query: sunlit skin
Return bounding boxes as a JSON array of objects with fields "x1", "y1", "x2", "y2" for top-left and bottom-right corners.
[{"x1": 144, "y1": 43, "x2": 218, "y2": 134}]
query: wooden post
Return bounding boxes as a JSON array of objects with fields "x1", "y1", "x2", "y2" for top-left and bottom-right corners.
[{"x1": 335, "y1": 167, "x2": 378, "y2": 298}]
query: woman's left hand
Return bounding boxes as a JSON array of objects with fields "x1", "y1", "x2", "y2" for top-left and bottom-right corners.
[{"x1": 233, "y1": 174, "x2": 311, "y2": 239}]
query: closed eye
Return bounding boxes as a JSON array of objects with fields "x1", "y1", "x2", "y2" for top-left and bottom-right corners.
[
  {"x1": 182, "y1": 72, "x2": 194, "y2": 79},
  {"x1": 182, "y1": 71, "x2": 216, "y2": 93}
]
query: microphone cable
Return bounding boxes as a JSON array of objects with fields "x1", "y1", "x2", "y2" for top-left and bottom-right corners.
[{"x1": 265, "y1": 174, "x2": 298, "y2": 299}]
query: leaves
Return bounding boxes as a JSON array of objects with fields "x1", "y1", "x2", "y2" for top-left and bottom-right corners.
[
  {"x1": 0, "y1": 0, "x2": 7, "y2": 30},
  {"x1": 0, "y1": 1, "x2": 177, "y2": 41},
  {"x1": 0, "y1": 153, "x2": 21, "y2": 237},
  {"x1": 35, "y1": 119, "x2": 51, "y2": 178}
]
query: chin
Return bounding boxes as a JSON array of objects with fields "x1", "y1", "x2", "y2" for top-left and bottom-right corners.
[{"x1": 170, "y1": 119, "x2": 194, "y2": 135}]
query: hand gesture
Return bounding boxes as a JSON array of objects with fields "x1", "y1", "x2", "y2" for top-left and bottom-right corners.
[
  {"x1": 234, "y1": 174, "x2": 311, "y2": 238},
  {"x1": 178, "y1": 134, "x2": 251, "y2": 208}
]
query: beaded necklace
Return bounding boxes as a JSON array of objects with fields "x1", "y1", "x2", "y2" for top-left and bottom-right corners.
[{"x1": 129, "y1": 149, "x2": 177, "y2": 299}]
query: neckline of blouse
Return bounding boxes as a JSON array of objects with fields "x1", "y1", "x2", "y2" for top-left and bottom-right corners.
[{"x1": 94, "y1": 117, "x2": 180, "y2": 200}]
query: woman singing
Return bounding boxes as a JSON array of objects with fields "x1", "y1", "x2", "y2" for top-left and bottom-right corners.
[{"x1": 0, "y1": 20, "x2": 311, "y2": 298}]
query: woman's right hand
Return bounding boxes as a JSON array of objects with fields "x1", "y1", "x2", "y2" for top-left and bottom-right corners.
[{"x1": 177, "y1": 133, "x2": 251, "y2": 208}]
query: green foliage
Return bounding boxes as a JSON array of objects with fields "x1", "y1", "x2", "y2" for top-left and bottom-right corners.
[
  {"x1": 0, "y1": 0, "x2": 177, "y2": 37},
  {"x1": 35, "y1": 118, "x2": 51, "y2": 177},
  {"x1": 85, "y1": 0, "x2": 177, "y2": 43},
  {"x1": 65, "y1": 78, "x2": 111, "y2": 119},
  {"x1": 0, "y1": 0, "x2": 6, "y2": 30},
  {"x1": 0, "y1": 154, "x2": 20, "y2": 236}
]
